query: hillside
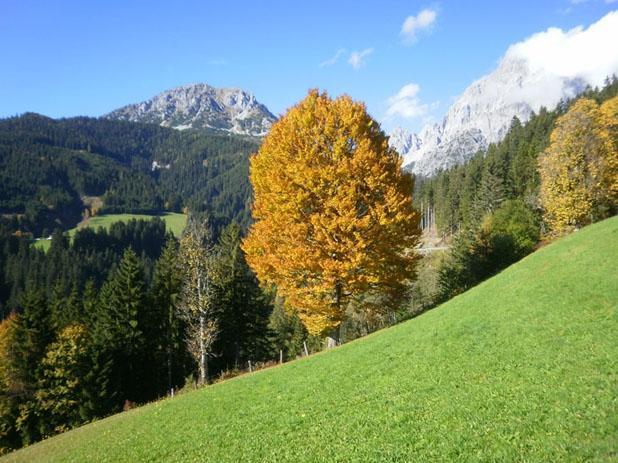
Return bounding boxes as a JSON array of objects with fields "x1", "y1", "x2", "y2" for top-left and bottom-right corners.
[
  {"x1": 78, "y1": 213, "x2": 187, "y2": 238},
  {"x1": 0, "y1": 114, "x2": 258, "y2": 235},
  {"x1": 413, "y1": 79, "x2": 618, "y2": 238},
  {"x1": 4, "y1": 217, "x2": 617, "y2": 462}
]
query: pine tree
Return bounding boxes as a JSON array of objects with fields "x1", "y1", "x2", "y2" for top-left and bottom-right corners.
[
  {"x1": 81, "y1": 279, "x2": 97, "y2": 323},
  {"x1": 10, "y1": 285, "x2": 52, "y2": 445},
  {"x1": 150, "y1": 239, "x2": 186, "y2": 393},
  {"x1": 49, "y1": 280, "x2": 80, "y2": 331},
  {"x1": 268, "y1": 299, "x2": 307, "y2": 361},
  {"x1": 243, "y1": 90, "x2": 422, "y2": 337},
  {"x1": 92, "y1": 249, "x2": 148, "y2": 404},
  {"x1": 213, "y1": 224, "x2": 272, "y2": 370}
]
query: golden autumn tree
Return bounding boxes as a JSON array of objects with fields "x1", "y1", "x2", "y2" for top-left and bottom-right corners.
[
  {"x1": 599, "y1": 96, "x2": 618, "y2": 207},
  {"x1": 539, "y1": 97, "x2": 618, "y2": 235},
  {"x1": 35, "y1": 324, "x2": 91, "y2": 436},
  {"x1": 243, "y1": 90, "x2": 421, "y2": 337},
  {"x1": 0, "y1": 315, "x2": 18, "y2": 453},
  {"x1": 0, "y1": 315, "x2": 16, "y2": 395}
]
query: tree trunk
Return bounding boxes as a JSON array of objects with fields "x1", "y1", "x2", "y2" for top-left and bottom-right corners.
[
  {"x1": 166, "y1": 344, "x2": 172, "y2": 393},
  {"x1": 199, "y1": 313, "x2": 206, "y2": 385},
  {"x1": 196, "y1": 271, "x2": 208, "y2": 386},
  {"x1": 327, "y1": 282, "x2": 343, "y2": 348},
  {"x1": 167, "y1": 304, "x2": 173, "y2": 393},
  {"x1": 326, "y1": 325, "x2": 340, "y2": 348}
]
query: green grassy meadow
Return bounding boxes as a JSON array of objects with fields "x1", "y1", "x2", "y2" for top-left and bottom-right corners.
[
  {"x1": 10, "y1": 217, "x2": 618, "y2": 462},
  {"x1": 33, "y1": 213, "x2": 187, "y2": 251}
]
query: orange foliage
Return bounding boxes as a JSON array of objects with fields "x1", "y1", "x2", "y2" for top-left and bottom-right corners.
[{"x1": 243, "y1": 90, "x2": 421, "y2": 335}]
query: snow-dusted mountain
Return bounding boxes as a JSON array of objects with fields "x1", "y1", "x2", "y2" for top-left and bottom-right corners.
[
  {"x1": 105, "y1": 83, "x2": 276, "y2": 136},
  {"x1": 391, "y1": 11, "x2": 618, "y2": 177},
  {"x1": 389, "y1": 127, "x2": 422, "y2": 164},
  {"x1": 391, "y1": 55, "x2": 588, "y2": 176}
]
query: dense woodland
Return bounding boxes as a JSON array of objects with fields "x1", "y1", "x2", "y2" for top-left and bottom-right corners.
[
  {"x1": 415, "y1": 78, "x2": 618, "y2": 235},
  {"x1": 0, "y1": 216, "x2": 314, "y2": 451},
  {"x1": 0, "y1": 115, "x2": 258, "y2": 235},
  {"x1": 411, "y1": 77, "x2": 618, "y2": 305},
  {"x1": 0, "y1": 79, "x2": 616, "y2": 454}
]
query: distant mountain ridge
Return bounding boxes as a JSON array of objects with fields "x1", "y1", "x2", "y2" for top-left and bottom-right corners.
[{"x1": 105, "y1": 83, "x2": 277, "y2": 137}]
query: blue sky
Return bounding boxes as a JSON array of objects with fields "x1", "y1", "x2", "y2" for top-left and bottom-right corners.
[{"x1": 1, "y1": 0, "x2": 616, "y2": 132}]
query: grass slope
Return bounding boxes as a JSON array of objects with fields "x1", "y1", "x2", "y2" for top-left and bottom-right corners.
[
  {"x1": 34, "y1": 213, "x2": 187, "y2": 251},
  {"x1": 8, "y1": 217, "x2": 618, "y2": 462}
]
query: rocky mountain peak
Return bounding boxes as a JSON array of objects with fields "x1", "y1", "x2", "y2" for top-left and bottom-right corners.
[
  {"x1": 105, "y1": 83, "x2": 277, "y2": 137},
  {"x1": 391, "y1": 53, "x2": 592, "y2": 177}
]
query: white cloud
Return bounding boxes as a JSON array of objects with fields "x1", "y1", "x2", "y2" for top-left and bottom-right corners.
[
  {"x1": 348, "y1": 48, "x2": 374, "y2": 70},
  {"x1": 320, "y1": 49, "x2": 346, "y2": 68},
  {"x1": 505, "y1": 10, "x2": 618, "y2": 98},
  {"x1": 400, "y1": 9, "x2": 437, "y2": 44},
  {"x1": 385, "y1": 83, "x2": 433, "y2": 119}
]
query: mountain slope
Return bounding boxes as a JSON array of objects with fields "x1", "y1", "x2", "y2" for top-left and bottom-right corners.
[
  {"x1": 0, "y1": 114, "x2": 258, "y2": 234},
  {"x1": 5, "y1": 217, "x2": 617, "y2": 462},
  {"x1": 105, "y1": 84, "x2": 277, "y2": 136}
]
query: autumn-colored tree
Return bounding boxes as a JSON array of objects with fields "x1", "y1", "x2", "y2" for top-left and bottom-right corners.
[
  {"x1": 243, "y1": 90, "x2": 421, "y2": 337},
  {"x1": 539, "y1": 97, "x2": 618, "y2": 235},
  {"x1": 0, "y1": 316, "x2": 17, "y2": 397},
  {"x1": 599, "y1": 96, "x2": 618, "y2": 207},
  {"x1": 178, "y1": 221, "x2": 218, "y2": 385},
  {"x1": 35, "y1": 324, "x2": 91, "y2": 437},
  {"x1": 0, "y1": 315, "x2": 19, "y2": 453}
]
